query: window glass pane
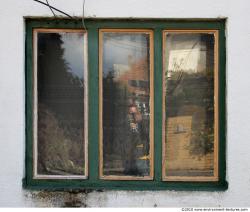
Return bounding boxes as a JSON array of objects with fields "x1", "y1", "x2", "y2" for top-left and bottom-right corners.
[
  {"x1": 100, "y1": 31, "x2": 153, "y2": 179},
  {"x1": 35, "y1": 30, "x2": 87, "y2": 177},
  {"x1": 163, "y1": 32, "x2": 218, "y2": 180}
]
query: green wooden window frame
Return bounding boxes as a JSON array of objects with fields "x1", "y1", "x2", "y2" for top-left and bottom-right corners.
[{"x1": 24, "y1": 18, "x2": 227, "y2": 191}]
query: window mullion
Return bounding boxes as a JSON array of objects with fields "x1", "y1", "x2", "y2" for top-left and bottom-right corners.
[
  {"x1": 153, "y1": 28, "x2": 163, "y2": 182},
  {"x1": 88, "y1": 27, "x2": 99, "y2": 181}
]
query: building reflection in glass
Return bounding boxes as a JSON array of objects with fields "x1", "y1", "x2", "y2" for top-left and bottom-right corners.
[
  {"x1": 163, "y1": 32, "x2": 217, "y2": 179},
  {"x1": 101, "y1": 31, "x2": 152, "y2": 177}
]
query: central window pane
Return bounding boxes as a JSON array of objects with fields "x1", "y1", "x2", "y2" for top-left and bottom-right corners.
[{"x1": 99, "y1": 30, "x2": 154, "y2": 180}]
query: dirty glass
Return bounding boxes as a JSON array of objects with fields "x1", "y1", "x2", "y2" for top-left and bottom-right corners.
[
  {"x1": 36, "y1": 31, "x2": 87, "y2": 177},
  {"x1": 163, "y1": 32, "x2": 217, "y2": 179},
  {"x1": 101, "y1": 31, "x2": 152, "y2": 178}
]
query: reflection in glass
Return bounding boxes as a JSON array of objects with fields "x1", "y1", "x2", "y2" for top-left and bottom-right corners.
[
  {"x1": 36, "y1": 31, "x2": 86, "y2": 176},
  {"x1": 101, "y1": 32, "x2": 152, "y2": 177},
  {"x1": 164, "y1": 32, "x2": 216, "y2": 178}
]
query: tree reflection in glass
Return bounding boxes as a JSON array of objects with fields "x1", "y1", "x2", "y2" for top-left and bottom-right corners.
[
  {"x1": 101, "y1": 31, "x2": 153, "y2": 178},
  {"x1": 163, "y1": 32, "x2": 218, "y2": 180},
  {"x1": 36, "y1": 31, "x2": 87, "y2": 177}
]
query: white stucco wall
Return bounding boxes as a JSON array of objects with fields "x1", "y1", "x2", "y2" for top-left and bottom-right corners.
[{"x1": 0, "y1": 0, "x2": 250, "y2": 207}]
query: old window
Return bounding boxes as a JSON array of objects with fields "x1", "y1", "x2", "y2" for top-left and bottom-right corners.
[
  {"x1": 99, "y1": 29, "x2": 154, "y2": 180},
  {"x1": 33, "y1": 29, "x2": 88, "y2": 179},
  {"x1": 162, "y1": 30, "x2": 219, "y2": 181},
  {"x1": 24, "y1": 19, "x2": 227, "y2": 190}
]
